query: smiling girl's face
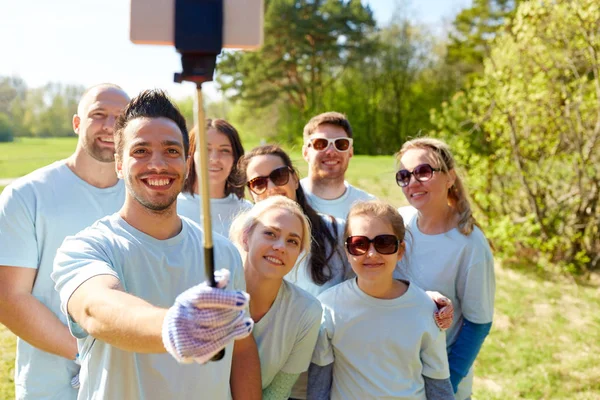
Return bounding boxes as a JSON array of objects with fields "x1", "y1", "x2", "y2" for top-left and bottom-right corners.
[{"x1": 243, "y1": 207, "x2": 304, "y2": 280}]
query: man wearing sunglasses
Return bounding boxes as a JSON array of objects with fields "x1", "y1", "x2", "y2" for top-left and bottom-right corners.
[{"x1": 300, "y1": 112, "x2": 375, "y2": 220}]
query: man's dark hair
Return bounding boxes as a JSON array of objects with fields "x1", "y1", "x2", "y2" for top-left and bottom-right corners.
[{"x1": 114, "y1": 89, "x2": 189, "y2": 157}]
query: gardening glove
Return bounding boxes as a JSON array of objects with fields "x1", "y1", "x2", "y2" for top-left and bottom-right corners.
[
  {"x1": 162, "y1": 268, "x2": 253, "y2": 364},
  {"x1": 71, "y1": 353, "x2": 81, "y2": 389},
  {"x1": 427, "y1": 291, "x2": 454, "y2": 330}
]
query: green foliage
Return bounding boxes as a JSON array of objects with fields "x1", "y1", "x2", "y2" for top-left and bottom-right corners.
[
  {"x1": 217, "y1": 0, "x2": 377, "y2": 115},
  {"x1": 446, "y1": 0, "x2": 524, "y2": 85},
  {"x1": 220, "y1": 3, "x2": 454, "y2": 153},
  {"x1": 0, "y1": 114, "x2": 14, "y2": 142},
  {"x1": 433, "y1": 0, "x2": 600, "y2": 273},
  {"x1": 0, "y1": 77, "x2": 84, "y2": 138}
]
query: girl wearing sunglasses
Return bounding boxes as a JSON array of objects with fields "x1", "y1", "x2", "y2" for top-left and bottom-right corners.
[
  {"x1": 229, "y1": 196, "x2": 322, "y2": 400},
  {"x1": 178, "y1": 119, "x2": 252, "y2": 237},
  {"x1": 396, "y1": 138, "x2": 495, "y2": 400},
  {"x1": 308, "y1": 200, "x2": 454, "y2": 399}
]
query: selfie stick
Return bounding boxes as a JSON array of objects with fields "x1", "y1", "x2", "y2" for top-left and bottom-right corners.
[
  {"x1": 130, "y1": 0, "x2": 264, "y2": 362},
  {"x1": 173, "y1": 0, "x2": 224, "y2": 360}
]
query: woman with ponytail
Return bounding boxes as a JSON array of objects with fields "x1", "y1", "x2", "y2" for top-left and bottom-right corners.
[{"x1": 395, "y1": 137, "x2": 495, "y2": 400}]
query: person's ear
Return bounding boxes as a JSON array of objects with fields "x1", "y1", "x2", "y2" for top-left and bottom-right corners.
[
  {"x1": 447, "y1": 169, "x2": 457, "y2": 189},
  {"x1": 185, "y1": 156, "x2": 192, "y2": 180},
  {"x1": 115, "y1": 154, "x2": 124, "y2": 179},
  {"x1": 241, "y1": 230, "x2": 250, "y2": 252},
  {"x1": 302, "y1": 143, "x2": 309, "y2": 162},
  {"x1": 349, "y1": 144, "x2": 354, "y2": 159},
  {"x1": 72, "y1": 115, "x2": 81, "y2": 135},
  {"x1": 397, "y1": 241, "x2": 406, "y2": 262}
]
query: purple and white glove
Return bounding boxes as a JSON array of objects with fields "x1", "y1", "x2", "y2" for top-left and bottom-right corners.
[{"x1": 162, "y1": 269, "x2": 254, "y2": 364}]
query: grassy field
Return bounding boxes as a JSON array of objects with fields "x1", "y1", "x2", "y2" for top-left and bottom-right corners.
[
  {"x1": 1, "y1": 138, "x2": 599, "y2": 399},
  {"x1": 0, "y1": 137, "x2": 78, "y2": 179}
]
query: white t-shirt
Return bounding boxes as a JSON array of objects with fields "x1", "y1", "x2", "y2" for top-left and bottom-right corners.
[
  {"x1": 397, "y1": 206, "x2": 495, "y2": 400},
  {"x1": 299, "y1": 178, "x2": 375, "y2": 220},
  {"x1": 52, "y1": 214, "x2": 245, "y2": 400},
  {"x1": 0, "y1": 160, "x2": 125, "y2": 400},
  {"x1": 284, "y1": 214, "x2": 351, "y2": 298},
  {"x1": 177, "y1": 192, "x2": 253, "y2": 238},
  {"x1": 253, "y1": 280, "x2": 322, "y2": 389},
  {"x1": 312, "y1": 279, "x2": 450, "y2": 400}
]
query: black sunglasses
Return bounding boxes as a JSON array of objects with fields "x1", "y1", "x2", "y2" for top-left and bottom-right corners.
[
  {"x1": 396, "y1": 163, "x2": 441, "y2": 187},
  {"x1": 247, "y1": 166, "x2": 292, "y2": 195},
  {"x1": 308, "y1": 137, "x2": 353, "y2": 152},
  {"x1": 345, "y1": 234, "x2": 400, "y2": 256}
]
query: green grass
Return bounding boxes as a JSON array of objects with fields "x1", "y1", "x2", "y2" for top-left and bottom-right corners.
[
  {"x1": 1, "y1": 138, "x2": 599, "y2": 399},
  {"x1": 0, "y1": 137, "x2": 77, "y2": 179}
]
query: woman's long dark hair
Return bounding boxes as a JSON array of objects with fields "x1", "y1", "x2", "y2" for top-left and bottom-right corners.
[
  {"x1": 183, "y1": 119, "x2": 245, "y2": 199},
  {"x1": 237, "y1": 145, "x2": 342, "y2": 285}
]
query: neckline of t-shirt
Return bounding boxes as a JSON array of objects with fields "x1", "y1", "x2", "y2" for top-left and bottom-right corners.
[
  {"x1": 349, "y1": 277, "x2": 413, "y2": 307},
  {"x1": 301, "y1": 178, "x2": 353, "y2": 205},
  {"x1": 254, "y1": 281, "x2": 287, "y2": 330},
  {"x1": 58, "y1": 160, "x2": 124, "y2": 194},
  {"x1": 112, "y1": 213, "x2": 187, "y2": 247},
  {"x1": 410, "y1": 213, "x2": 459, "y2": 238},
  {"x1": 179, "y1": 192, "x2": 247, "y2": 205}
]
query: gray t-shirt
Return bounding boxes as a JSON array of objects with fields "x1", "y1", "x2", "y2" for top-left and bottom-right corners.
[
  {"x1": 52, "y1": 214, "x2": 245, "y2": 400},
  {"x1": 299, "y1": 178, "x2": 375, "y2": 220},
  {"x1": 0, "y1": 160, "x2": 125, "y2": 400}
]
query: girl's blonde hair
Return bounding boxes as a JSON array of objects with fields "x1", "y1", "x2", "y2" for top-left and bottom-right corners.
[
  {"x1": 229, "y1": 195, "x2": 312, "y2": 262},
  {"x1": 396, "y1": 137, "x2": 481, "y2": 236}
]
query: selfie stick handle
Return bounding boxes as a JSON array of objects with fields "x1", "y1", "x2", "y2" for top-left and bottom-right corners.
[{"x1": 192, "y1": 85, "x2": 217, "y2": 286}]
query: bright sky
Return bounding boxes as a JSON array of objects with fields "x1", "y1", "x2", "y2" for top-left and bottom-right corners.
[{"x1": 0, "y1": 0, "x2": 470, "y2": 101}]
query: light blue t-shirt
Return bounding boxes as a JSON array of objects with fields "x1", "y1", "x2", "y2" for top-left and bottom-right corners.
[
  {"x1": 177, "y1": 192, "x2": 252, "y2": 238},
  {"x1": 312, "y1": 279, "x2": 450, "y2": 400},
  {"x1": 253, "y1": 280, "x2": 322, "y2": 389},
  {"x1": 299, "y1": 178, "x2": 376, "y2": 220},
  {"x1": 285, "y1": 214, "x2": 351, "y2": 399},
  {"x1": 0, "y1": 160, "x2": 125, "y2": 400},
  {"x1": 52, "y1": 214, "x2": 245, "y2": 400},
  {"x1": 284, "y1": 214, "x2": 351, "y2": 298},
  {"x1": 397, "y1": 206, "x2": 495, "y2": 400}
]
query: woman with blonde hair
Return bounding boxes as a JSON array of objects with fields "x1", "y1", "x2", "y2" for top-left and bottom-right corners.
[
  {"x1": 395, "y1": 137, "x2": 495, "y2": 400},
  {"x1": 229, "y1": 195, "x2": 322, "y2": 400}
]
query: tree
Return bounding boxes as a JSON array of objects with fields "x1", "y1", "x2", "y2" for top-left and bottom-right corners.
[
  {"x1": 446, "y1": 0, "x2": 524, "y2": 85},
  {"x1": 432, "y1": 0, "x2": 600, "y2": 274},
  {"x1": 217, "y1": 0, "x2": 377, "y2": 118},
  {"x1": 0, "y1": 113, "x2": 14, "y2": 142}
]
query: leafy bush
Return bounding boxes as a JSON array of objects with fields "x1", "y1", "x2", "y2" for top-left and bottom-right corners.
[{"x1": 431, "y1": 0, "x2": 600, "y2": 274}]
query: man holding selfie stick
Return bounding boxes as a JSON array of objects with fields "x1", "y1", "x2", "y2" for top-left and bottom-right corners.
[{"x1": 51, "y1": 1, "x2": 263, "y2": 398}]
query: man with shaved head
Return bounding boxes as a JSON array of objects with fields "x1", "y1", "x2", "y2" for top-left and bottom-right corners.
[{"x1": 0, "y1": 84, "x2": 130, "y2": 399}]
